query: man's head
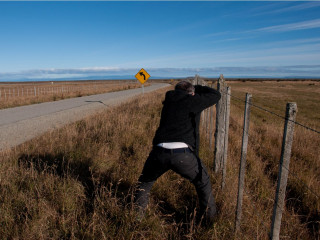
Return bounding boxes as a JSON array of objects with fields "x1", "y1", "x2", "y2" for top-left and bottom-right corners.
[{"x1": 175, "y1": 81, "x2": 195, "y2": 95}]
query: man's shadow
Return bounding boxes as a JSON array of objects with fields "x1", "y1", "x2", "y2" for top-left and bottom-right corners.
[
  {"x1": 18, "y1": 153, "x2": 133, "y2": 213},
  {"x1": 17, "y1": 152, "x2": 203, "y2": 226}
]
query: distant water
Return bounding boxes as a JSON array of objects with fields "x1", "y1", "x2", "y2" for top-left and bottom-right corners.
[{"x1": 1, "y1": 75, "x2": 319, "y2": 83}]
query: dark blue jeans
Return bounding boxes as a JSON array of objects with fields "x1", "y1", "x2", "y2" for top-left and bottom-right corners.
[{"x1": 135, "y1": 146, "x2": 216, "y2": 222}]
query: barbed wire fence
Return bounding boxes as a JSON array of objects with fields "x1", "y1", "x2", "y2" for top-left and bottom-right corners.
[
  {"x1": 0, "y1": 81, "x2": 139, "y2": 102},
  {"x1": 194, "y1": 74, "x2": 319, "y2": 239}
]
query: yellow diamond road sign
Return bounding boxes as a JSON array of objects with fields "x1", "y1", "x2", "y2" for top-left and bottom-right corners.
[{"x1": 135, "y1": 68, "x2": 150, "y2": 84}]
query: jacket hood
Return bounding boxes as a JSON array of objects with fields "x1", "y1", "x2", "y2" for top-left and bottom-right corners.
[{"x1": 163, "y1": 89, "x2": 189, "y2": 104}]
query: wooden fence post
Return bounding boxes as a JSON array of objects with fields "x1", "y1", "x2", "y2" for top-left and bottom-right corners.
[
  {"x1": 192, "y1": 74, "x2": 197, "y2": 85},
  {"x1": 206, "y1": 106, "x2": 209, "y2": 138},
  {"x1": 235, "y1": 93, "x2": 252, "y2": 233},
  {"x1": 214, "y1": 74, "x2": 227, "y2": 172},
  {"x1": 205, "y1": 82, "x2": 210, "y2": 139},
  {"x1": 209, "y1": 104, "x2": 214, "y2": 147},
  {"x1": 222, "y1": 86, "x2": 231, "y2": 189},
  {"x1": 203, "y1": 79, "x2": 208, "y2": 135},
  {"x1": 194, "y1": 75, "x2": 206, "y2": 128},
  {"x1": 208, "y1": 82, "x2": 214, "y2": 147},
  {"x1": 270, "y1": 102, "x2": 297, "y2": 240}
]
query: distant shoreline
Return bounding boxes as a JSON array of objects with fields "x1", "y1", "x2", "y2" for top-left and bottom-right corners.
[{"x1": 1, "y1": 77, "x2": 320, "y2": 84}]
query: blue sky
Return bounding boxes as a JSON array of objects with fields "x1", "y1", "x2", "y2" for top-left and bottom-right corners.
[{"x1": 0, "y1": 1, "x2": 320, "y2": 81}]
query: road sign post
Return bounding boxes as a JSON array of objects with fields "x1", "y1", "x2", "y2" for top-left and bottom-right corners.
[{"x1": 135, "y1": 68, "x2": 150, "y2": 95}]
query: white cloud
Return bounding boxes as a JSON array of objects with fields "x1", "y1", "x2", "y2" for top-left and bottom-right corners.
[
  {"x1": 0, "y1": 67, "x2": 137, "y2": 81},
  {"x1": 253, "y1": 2, "x2": 320, "y2": 16},
  {"x1": 205, "y1": 21, "x2": 320, "y2": 43},
  {"x1": 254, "y1": 19, "x2": 320, "y2": 32},
  {"x1": 128, "y1": 39, "x2": 320, "y2": 68},
  {"x1": 266, "y1": 37, "x2": 320, "y2": 46},
  {"x1": 1, "y1": 64, "x2": 320, "y2": 81},
  {"x1": 274, "y1": 2, "x2": 320, "y2": 12}
]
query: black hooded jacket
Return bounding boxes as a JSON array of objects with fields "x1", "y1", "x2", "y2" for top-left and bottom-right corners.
[{"x1": 152, "y1": 85, "x2": 221, "y2": 155}]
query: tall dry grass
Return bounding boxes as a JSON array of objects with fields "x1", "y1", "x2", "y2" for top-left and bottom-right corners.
[
  {"x1": 0, "y1": 81, "x2": 319, "y2": 239},
  {"x1": 216, "y1": 80, "x2": 320, "y2": 239}
]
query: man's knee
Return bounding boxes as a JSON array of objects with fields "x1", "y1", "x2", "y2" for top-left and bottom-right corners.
[{"x1": 192, "y1": 169, "x2": 211, "y2": 189}]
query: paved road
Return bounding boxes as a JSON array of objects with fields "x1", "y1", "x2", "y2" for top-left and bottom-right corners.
[{"x1": 0, "y1": 83, "x2": 170, "y2": 151}]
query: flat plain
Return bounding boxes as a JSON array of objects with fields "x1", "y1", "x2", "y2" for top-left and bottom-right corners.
[
  {"x1": 0, "y1": 80, "x2": 149, "y2": 109},
  {"x1": 0, "y1": 80, "x2": 319, "y2": 239}
]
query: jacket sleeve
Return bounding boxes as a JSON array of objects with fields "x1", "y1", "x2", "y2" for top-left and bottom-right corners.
[{"x1": 189, "y1": 85, "x2": 221, "y2": 113}]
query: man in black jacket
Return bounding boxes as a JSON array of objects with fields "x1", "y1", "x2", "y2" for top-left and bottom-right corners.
[{"x1": 135, "y1": 81, "x2": 221, "y2": 224}]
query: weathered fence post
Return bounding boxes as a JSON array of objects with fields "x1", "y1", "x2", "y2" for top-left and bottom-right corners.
[
  {"x1": 270, "y1": 102, "x2": 297, "y2": 240},
  {"x1": 235, "y1": 93, "x2": 252, "y2": 233},
  {"x1": 206, "y1": 98, "x2": 211, "y2": 140},
  {"x1": 222, "y1": 86, "x2": 231, "y2": 189},
  {"x1": 194, "y1": 75, "x2": 206, "y2": 128},
  {"x1": 192, "y1": 75, "x2": 197, "y2": 86},
  {"x1": 209, "y1": 82, "x2": 215, "y2": 147},
  {"x1": 204, "y1": 81, "x2": 210, "y2": 139},
  {"x1": 214, "y1": 74, "x2": 227, "y2": 172},
  {"x1": 202, "y1": 78, "x2": 208, "y2": 134}
]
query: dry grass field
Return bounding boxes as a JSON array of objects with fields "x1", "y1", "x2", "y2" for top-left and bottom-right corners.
[
  {"x1": 0, "y1": 80, "x2": 148, "y2": 109},
  {"x1": 0, "y1": 80, "x2": 319, "y2": 239}
]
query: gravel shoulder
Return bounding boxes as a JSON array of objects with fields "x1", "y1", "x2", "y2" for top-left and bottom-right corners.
[{"x1": 0, "y1": 83, "x2": 170, "y2": 151}]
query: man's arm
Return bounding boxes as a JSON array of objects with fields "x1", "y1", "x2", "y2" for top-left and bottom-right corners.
[{"x1": 190, "y1": 85, "x2": 221, "y2": 113}]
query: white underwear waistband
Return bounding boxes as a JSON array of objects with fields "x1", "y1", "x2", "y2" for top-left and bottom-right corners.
[{"x1": 157, "y1": 142, "x2": 189, "y2": 149}]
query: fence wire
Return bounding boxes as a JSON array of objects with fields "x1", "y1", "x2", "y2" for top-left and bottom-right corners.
[
  {"x1": 281, "y1": 163, "x2": 320, "y2": 200},
  {"x1": 219, "y1": 89, "x2": 320, "y2": 199},
  {"x1": 244, "y1": 132, "x2": 319, "y2": 201},
  {"x1": 220, "y1": 90, "x2": 320, "y2": 135}
]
